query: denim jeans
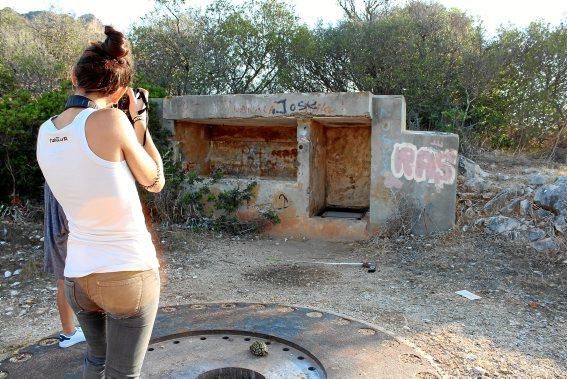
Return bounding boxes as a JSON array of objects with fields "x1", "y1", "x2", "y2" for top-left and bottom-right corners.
[{"x1": 64, "y1": 269, "x2": 160, "y2": 379}]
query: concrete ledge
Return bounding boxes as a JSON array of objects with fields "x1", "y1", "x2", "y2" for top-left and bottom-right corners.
[{"x1": 163, "y1": 92, "x2": 373, "y2": 120}]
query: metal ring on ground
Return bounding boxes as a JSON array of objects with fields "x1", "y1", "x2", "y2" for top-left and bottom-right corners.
[{"x1": 0, "y1": 303, "x2": 442, "y2": 378}]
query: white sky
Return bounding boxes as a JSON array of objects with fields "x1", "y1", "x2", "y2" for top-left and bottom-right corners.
[{"x1": 1, "y1": 0, "x2": 565, "y2": 35}]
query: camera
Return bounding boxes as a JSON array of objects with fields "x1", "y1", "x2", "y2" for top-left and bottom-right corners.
[{"x1": 117, "y1": 87, "x2": 140, "y2": 116}]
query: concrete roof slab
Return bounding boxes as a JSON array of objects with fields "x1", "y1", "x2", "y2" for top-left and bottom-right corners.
[{"x1": 163, "y1": 92, "x2": 373, "y2": 120}]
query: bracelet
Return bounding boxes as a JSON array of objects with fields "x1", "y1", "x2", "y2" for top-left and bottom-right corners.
[
  {"x1": 132, "y1": 115, "x2": 145, "y2": 124},
  {"x1": 142, "y1": 162, "x2": 161, "y2": 190}
]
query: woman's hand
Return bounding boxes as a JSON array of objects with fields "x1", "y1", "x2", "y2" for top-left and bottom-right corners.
[{"x1": 127, "y1": 87, "x2": 149, "y2": 120}]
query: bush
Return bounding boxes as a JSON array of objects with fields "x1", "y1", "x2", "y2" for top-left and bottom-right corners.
[
  {"x1": 0, "y1": 83, "x2": 69, "y2": 202},
  {"x1": 142, "y1": 150, "x2": 280, "y2": 234}
]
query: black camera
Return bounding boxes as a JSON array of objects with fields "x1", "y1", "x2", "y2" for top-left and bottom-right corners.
[{"x1": 117, "y1": 87, "x2": 140, "y2": 116}]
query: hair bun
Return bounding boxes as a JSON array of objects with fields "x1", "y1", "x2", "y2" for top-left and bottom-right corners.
[{"x1": 101, "y1": 25, "x2": 128, "y2": 59}]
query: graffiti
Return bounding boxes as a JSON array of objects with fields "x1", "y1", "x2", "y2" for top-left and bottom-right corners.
[
  {"x1": 275, "y1": 193, "x2": 289, "y2": 209},
  {"x1": 270, "y1": 99, "x2": 334, "y2": 115},
  {"x1": 230, "y1": 98, "x2": 335, "y2": 116},
  {"x1": 390, "y1": 142, "x2": 457, "y2": 188}
]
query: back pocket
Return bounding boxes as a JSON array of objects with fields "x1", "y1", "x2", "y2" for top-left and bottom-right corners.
[{"x1": 97, "y1": 276, "x2": 143, "y2": 318}]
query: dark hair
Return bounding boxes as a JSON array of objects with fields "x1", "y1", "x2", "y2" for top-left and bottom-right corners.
[{"x1": 73, "y1": 26, "x2": 133, "y2": 96}]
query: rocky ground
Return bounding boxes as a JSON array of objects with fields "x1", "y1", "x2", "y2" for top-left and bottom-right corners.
[{"x1": 0, "y1": 153, "x2": 565, "y2": 378}]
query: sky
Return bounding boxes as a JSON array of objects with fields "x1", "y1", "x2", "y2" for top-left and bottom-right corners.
[{"x1": 1, "y1": 0, "x2": 565, "y2": 35}]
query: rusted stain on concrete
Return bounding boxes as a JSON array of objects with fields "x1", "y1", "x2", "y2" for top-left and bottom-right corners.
[
  {"x1": 175, "y1": 122, "x2": 211, "y2": 174},
  {"x1": 325, "y1": 126, "x2": 371, "y2": 208},
  {"x1": 175, "y1": 123, "x2": 298, "y2": 179}
]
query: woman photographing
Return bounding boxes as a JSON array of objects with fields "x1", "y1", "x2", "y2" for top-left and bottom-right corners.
[{"x1": 36, "y1": 26, "x2": 164, "y2": 378}]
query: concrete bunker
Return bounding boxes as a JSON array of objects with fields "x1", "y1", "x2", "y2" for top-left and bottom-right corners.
[{"x1": 161, "y1": 92, "x2": 459, "y2": 239}]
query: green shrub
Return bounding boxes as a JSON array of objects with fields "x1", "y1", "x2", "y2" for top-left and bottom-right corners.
[{"x1": 0, "y1": 83, "x2": 69, "y2": 201}]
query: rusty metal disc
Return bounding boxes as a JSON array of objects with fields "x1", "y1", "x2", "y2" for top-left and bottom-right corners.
[{"x1": 0, "y1": 303, "x2": 442, "y2": 378}]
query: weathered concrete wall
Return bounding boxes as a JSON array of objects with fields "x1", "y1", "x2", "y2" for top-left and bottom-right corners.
[
  {"x1": 208, "y1": 125, "x2": 297, "y2": 178},
  {"x1": 175, "y1": 122, "x2": 211, "y2": 174},
  {"x1": 325, "y1": 125, "x2": 371, "y2": 209},
  {"x1": 370, "y1": 96, "x2": 459, "y2": 235},
  {"x1": 163, "y1": 92, "x2": 458, "y2": 239}
]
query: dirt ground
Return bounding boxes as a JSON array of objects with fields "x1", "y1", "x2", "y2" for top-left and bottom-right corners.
[{"x1": 0, "y1": 156, "x2": 566, "y2": 378}]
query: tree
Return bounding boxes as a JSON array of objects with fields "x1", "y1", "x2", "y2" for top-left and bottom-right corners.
[
  {"x1": 0, "y1": 7, "x2": 103, "y2": 93},
  {"x1": 131, "y1": 0, "x2": 307, "y2": 95}
]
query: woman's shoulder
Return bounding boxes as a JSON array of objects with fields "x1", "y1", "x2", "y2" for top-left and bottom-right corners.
[{"x1": 88, "y1": 108, "x2": 131, "y2": 134}]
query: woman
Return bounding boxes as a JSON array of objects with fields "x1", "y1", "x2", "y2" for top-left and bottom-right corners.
[{"x1": 36, "y1": 26, "x2": 164, "y2": 378}]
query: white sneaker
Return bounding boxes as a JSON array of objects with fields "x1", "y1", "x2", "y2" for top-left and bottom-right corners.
[{"x1": 59, "y1": 327, "x2": 86, "y2": 348}]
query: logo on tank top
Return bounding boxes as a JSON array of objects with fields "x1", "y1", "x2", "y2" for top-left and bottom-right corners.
[{"x1": 49, "y1": 136, "x2": 68, "y2": 143}]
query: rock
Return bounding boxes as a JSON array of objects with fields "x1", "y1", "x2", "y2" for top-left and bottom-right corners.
[
  {"x1": 484, "y1": 187, "x2": 524, "y2": 213},
  {"x1": 10, "y1": 281, "x2": 20, "y2": 287},
  {"x1": 499, "y1": 198, "x2": 522, "y2": 215},
  {"x1": 528, "y1": 174, "x2": 548, "y2": 186},
  {"x1": 519, "y1": 199, "x2": 531, "y2": 216},
  {"x1": 13, "y1": 269, "x2": 22, "y2": 275},
  {"x1": 249, "y1": 341, "x2": 269, "y2": 357},
  {"x1": 465, "y1": 353, "x2": 477, "y2": 361},
  {"x1": 10, "y1": 290, "x2": 19, "y2": 296},
  {"x1": 463, "y1": 207, "x2": 476, "y2": 221},
  {"x1": 476, "y1": 216, "x2": 521, "y2": 234},
  {"x1": 534, "y1": 179, "x2": 567, "y2": 215},
  {"x1": 527, "y1": 228, "x2": 546, "y2": 242},
  {"x1": 471, "y1": 366, "x2": 487, "y2": 377},
  {"x1": 4, "y1": 270, "x2": 13, "y2": 278},
  {"x1": 464, "y1": 177, "x2": 490, "y2": 192},
  {"x1": 553, "y1": 215, "x2": 567, "y2": 236},
  {"x1": 459, "y1": 156, "x2": 489, "y2": 179},
  {"x1": 496, "y1": 174, "x2": 511, "y2": 181},
  {"x1": 535, "y1": 208, "x2": 554, "y2": 220},
  {"x1": 530, "y1": 237, "x2": 561, "y2": 253}
]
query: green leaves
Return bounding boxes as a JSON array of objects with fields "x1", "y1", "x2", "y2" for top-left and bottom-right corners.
[{"x1": 0, "y1": 85, "x2": 68, "y2": 200}]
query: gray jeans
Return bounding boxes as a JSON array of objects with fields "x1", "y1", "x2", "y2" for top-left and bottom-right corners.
[{"x1": 64, "y1": 270, "x2": 160, "y2": 379}]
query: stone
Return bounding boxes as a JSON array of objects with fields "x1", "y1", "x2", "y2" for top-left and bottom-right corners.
[
  {"x1": 249, "y1": 341, "x2": 269, "y2": 357},
  {"x1": 496, "y1": 174, "x2": 511, "y2": 181},
  {"x1": 534, "y1": 179, "x2": 567, "y2": 215},
  {"x1": 519, "y1": 199, "x2": 531, "y2": 216},
  {"x1": 459, "y1": 156, "x2": 489, "y2": 179},
  {"x1": 4, "y1": 271, "x2": 12, "y2": 278},
  {"x1": 484, "y1": 187, "x2": 524, "y2": 213},
  {"x1": 499, "y1": 198, "x2": 522, "y2": 215},
  {"x1": 13, "y1": 269, "x2": 21, "y2": 275},
  {"x1": 463, "y1": 207, "x2": 476, "y2": 221},
  {"x1": 530, "y1": 237, "x2": 561, "y2": 253},
  {"x1": 477, "y1": 216, "x2": 521, "y2": 234},
  {"x1": 464, "y1": 177, "x2": 489, "y2": 192},
  {"x1": 528, "y1": 174, "x2": 548, "y2": 186},
  {"x1": 552, "y1": 215, "x2": 567, "y2": 235},
  {"x1": 527, "y1": 228, "x2": 546, "y2": 242},
  {"x1": 535, "y1": 208, "x2": 554, "y2": 220},
  {"x1": 471, "y1": 366, "x2": 487, "y2": 376}
]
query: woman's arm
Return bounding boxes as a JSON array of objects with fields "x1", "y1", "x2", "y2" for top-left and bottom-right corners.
[
  {"x1": 122, "y1": 87, "x2": 165, "y2": 193},
  {"x1": 120, "y1": 112, "x2": 165, "y2": 193}
]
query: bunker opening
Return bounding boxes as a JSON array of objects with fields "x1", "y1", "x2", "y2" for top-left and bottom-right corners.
[{"x1": 175, "y1": 119, "x2": 298, "y2": 180}]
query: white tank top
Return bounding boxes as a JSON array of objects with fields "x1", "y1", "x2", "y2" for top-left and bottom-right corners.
[{"x1": 36, "y1": 108, "x2": 159, "y2": 277}]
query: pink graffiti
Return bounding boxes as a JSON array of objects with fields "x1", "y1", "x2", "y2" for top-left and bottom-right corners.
[{"x1": 391, "y1": 142, "x2": 457, "y2": 188}]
